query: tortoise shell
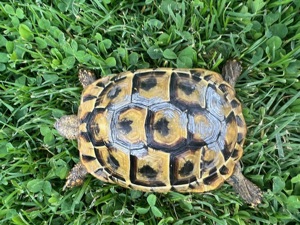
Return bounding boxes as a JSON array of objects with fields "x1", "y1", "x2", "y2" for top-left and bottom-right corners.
[{"x1": 77, "y1": 68, "x2": 246, "y2": 192}]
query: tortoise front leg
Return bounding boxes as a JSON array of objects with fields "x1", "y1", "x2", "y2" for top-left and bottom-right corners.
[
  {"x1": 63, "y1": 162, "x2": 88, "y2": 190},
  {"x1": 78, "y1": 69, "x2": 97, "y2": 88}
]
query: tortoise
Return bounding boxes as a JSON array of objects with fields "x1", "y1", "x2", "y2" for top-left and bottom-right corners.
[{"x1": 55, "y1": 60, "x2": 262, "y2": 206}]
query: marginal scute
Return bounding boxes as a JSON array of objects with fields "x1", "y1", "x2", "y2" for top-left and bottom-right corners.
[{"x1": 76, "y1": 67, "x2": 246, "y2": 193}]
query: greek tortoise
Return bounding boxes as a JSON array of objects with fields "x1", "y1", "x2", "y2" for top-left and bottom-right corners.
[{"x1": 55, "y1": 60, "x2": 262, "y2": 206}]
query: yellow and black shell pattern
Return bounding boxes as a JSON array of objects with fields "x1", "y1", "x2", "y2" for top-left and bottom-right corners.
[{"x1": 78, "y1": 68, "x2": 246, "y2": 192}]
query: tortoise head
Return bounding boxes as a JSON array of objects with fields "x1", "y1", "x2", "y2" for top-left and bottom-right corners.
[{"x1": 54, "y1": 115, "x2": 80, "y2": 140}]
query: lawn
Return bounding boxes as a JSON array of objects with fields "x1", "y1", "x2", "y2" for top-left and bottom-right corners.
[{"x1": 0, "y1": 0, "x2": 300, "y2": 224}]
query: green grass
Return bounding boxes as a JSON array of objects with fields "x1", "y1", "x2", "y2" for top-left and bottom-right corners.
[{"x1": 0, "y1": 0, "x2": 300, "y2": 224}]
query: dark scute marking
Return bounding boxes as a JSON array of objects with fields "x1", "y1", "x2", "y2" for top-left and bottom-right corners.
[
  {"x1": 82, "y1": 154, "x2": 96, "y2": 162},
  {"x1": 209, "y1": 166, "x2": 217, "y2": 175},
  {"x1": 145, "y1": 108, "x2": 152, "y2": 137},
  {"x1": 95, "y1": 147, "x2": 106, "y2": 166},
  {"x1": 179, "y1": 161, "x2": 194, "y2": 177},
  {"x1": 95, "y1": 97, "x2": 102, "y2": 107},
  {"x1": 107, "y1": 154, "x2": 120, "y2": 170},
  {"x1": 232, "y1": 149, "x2": 239, "y2": 158},
  {"x1": 139, "y1": 165, "x2": 158, "y2": 179},
  {"x1": 170, "y1": 186, "x2": 177, "y2": 191},
  {"x1": 218, "y1": 84, "x2": 229, "y2": 93},
  {"x1": 105, "y1": 141, "x2": 114, "y2": 148},
  {"x1": 199, "y1": 161, "x2": 203, "y2": 178},
  {"x1": 107, "y1": 85, "x2": 122, "y2": 99},
  {"x1": 93, "y1": 124, "x2": 100, "y2": 135},
  {"x1": 89, "y1": 134, "x2": 105, "y2": 147},
  {"x1": 203, "y1": 173, "x2": 219, "y2": 185},
  {"x1": 192, "y1": 75, "x2": 202, "y2": 82},
  {"x1": 154, "y1": 117, "x2": 169, "y2": 136},
  {"x1": 230, "y1": 99, "x2": 240, "y2": 108},
  {"x1": 237, "y1": 133, "x2": 244, "y2": 144},
  {"x1": 110, "y1": 174, "x2": 126, "y2": 182},
  {"x1": 130, "y1": 155, "x2": 138, "y2": 183},
  {"x1": 118, "y1": 118, "x2": 133, "y2": 134},
  {"x1": 201, "y1": 159, "x2": 213, "y2": 173},
  {"x1": 83, "y1": 94, "x2": 97, "y2": 102},
  {"x1": 178, "y1": 81, "x2": 195, "y2": 95},
  {"x1": 176, "y1": 72, "x2": 190, "y2": 78},
  {"x1": 169, "y1": 72, "x2": 178, "y2": 101},
  {"x1": 88, "y1": 120, "x2": 101, "y2": 136},
  {"x1": 100, "y1": 82, "x2": 112, "y2": 95},
  {"x1": 188, "y1": 180, "x2": 199, "y2": 189},
  {"x1": 187, "y1": 134, "x2": 207, "y2": 148},
  {"x1": 190, "y1": 70, "x2": 204, "y2": 77},
  {"x1": 222, "y1": 142, "x2": 233, "y2": 161},
  {"x1": 226, "y1": 111, "x2": 236, "y2": 124},
  {"x1": 236, "y1": 115, "x2": 244, "y2": 127},
  {"x1": 94, "y1": 168, "x2": 108, "y2": 180},
  {"x1": 219, "y1": 165, "x2": 229, "y2": 175},
  {"x1": 141, "y1": 76, "x2": 157, "y2": 91},
  {"x1": 96, "y1": 81, "x2": 105, "y2": 88},
  {"x1": 191, "y1": 70, "x2": 203, "y2": 81},
  {"x1": 80, "y1": 132, "x2": 90, "y2": 142},
  {"x1": 80, "y1": 112, "x2": 92, "y2": 124},
  {"x1": 189, "y1": 183, "x2": 196, "y2": 189},
  {"x1": 204, "y1": 74, "x2": 213, "y2": 81},
  {"x1": 207, "y1": 83, "x2": 217, "y2": 90}
]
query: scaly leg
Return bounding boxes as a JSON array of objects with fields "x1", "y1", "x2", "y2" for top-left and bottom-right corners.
[
  {"x1": 222, "y1": 60, "x2": 242, "y2": 87},
  {"x1": 227, "y1": 163, "x2": 262, "y2": 207},
  {"x1": 78, "y1": 69, "x2": 97, "y2": 88},
  {"x1": 63, "y1": 162, "x2": 88, "y2": 190}
]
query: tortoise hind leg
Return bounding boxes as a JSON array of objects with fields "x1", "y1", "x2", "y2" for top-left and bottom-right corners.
[
  {"x1": 222, "y1": 60, "x2": 242, "y2": 87},
  {"x1": 226, "y1": 163, "x2": 262, "y2": 207},
  {"x1": 78, "y1": 68, "x2": 96, "y2": 87},
  {"x1": 63, "y1": 162, "x2": 88, "y2": 190}
]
